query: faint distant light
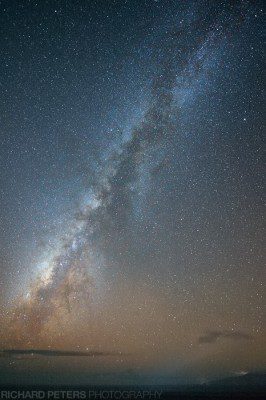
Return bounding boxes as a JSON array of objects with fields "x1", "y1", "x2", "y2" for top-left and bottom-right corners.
[{"x1": 234, "y1": 370, "x2": 249, "y2": 376}]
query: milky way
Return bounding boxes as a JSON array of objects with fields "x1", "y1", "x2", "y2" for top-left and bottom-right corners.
[{"x1": 0, "y1": 0, "x2": 265, "y2": 386}]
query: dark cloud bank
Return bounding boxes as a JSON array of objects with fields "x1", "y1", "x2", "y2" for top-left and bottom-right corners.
[{"x1": 199, "y1": 330, "x2": 253, "y2": 344}]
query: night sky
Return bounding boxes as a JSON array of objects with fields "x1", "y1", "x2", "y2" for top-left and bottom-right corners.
[{"x1": 0, "y1": 0, "x2": 265, "y2": 386}]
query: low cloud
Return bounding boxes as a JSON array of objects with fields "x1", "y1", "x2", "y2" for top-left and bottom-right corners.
[
  {"x1": 0, "y1": 349, "x2": 121, "y2": 358},
  {"x1": 199, "y1": 330, "x2": 253, "y2": 344}
]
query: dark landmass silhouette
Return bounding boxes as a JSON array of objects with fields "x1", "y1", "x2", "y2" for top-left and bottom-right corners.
[{"x1": 0, "y1": 371, "x2": 265, "y2": 399}]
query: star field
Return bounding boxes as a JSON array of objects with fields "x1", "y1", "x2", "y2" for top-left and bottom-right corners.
[{"x1": 0, "y1": 0, "x2": 265, "y2": 386}]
